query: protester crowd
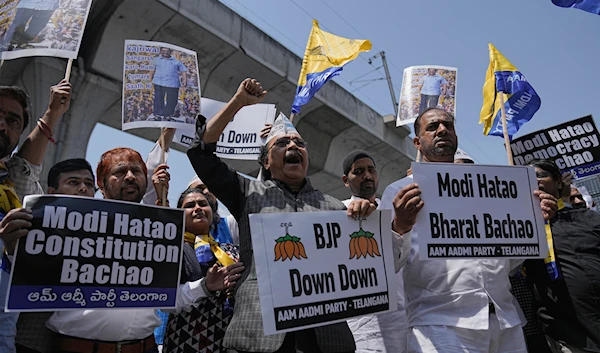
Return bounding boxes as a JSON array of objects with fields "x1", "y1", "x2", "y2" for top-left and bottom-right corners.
[{"x1": 0, "y1": 76, "x2": 598, "y2": 353}]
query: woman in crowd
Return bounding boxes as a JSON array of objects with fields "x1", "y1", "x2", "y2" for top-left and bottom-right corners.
[{"x1": 163, "y1": 187, "x2": 244, "y2": 352}]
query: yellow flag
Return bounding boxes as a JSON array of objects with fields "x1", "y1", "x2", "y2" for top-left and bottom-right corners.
[{"x1": 292, "y1": 20, "x2": 371, "y2": 114}]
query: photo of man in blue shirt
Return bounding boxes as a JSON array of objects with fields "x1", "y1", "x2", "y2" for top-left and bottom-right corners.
[
  {"x1": 148, "y1": 47, "x2": 188, "y2": 121},
  {"x1": 418, "y1": 68, "x2": 447, "y2": 114},
  {"x1": 1, "y1": 0, "x2": 60, "y2": 49}
]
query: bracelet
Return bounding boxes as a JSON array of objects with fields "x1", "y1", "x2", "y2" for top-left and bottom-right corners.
[{"x1": 37, "y1": 118, "x2": 56, "y2": 144}]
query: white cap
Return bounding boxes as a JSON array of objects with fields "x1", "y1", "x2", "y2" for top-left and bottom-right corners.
[
  {"x1": 454, "y1": 148, "x2": 474, "y2": 163},
  {"x1": 264, "y1": 112, "x2": 300, "y2": 144},
  {"x1": 187, "y1": 175, "x2": 204, "y2": 189}
]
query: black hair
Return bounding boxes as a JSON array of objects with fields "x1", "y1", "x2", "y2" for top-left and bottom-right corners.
[
  {"x1": 0, "y1": 86, "x2": 30, "y2": 130},
  {"x1": 48, "y1": 158, "x2": 95, "y2": 188},
  {"x1": 258, "y1": 143, "x2": 272, "y2": 180},
  {"x1": 528, "y1": 159, "x2": 562, "y2": 182},
  {"x1": 177, "y1": 188, "x2": 220, "y2": 230},
  {"x1": 413, "y1": 107, "x2": 455, "y2": 137}
]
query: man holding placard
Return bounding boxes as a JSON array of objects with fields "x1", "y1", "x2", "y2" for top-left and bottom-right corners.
[
  {"x1": 525, "y1": 159, "x2": 600, "y2": 353},
  {"x1": 381, "y1": 107, "x2": 558, "y2": 353},
  {"x1": 187, "y1": 78, "x2": 401, "y2": 353},
  {"x1": 341, "y1": 150, "x2": 408, "y2": 353},
  {"x1": 0, "y1": 80, "x2": 72, "y2": 353}
]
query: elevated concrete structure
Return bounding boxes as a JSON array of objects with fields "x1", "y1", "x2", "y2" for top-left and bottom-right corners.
[{"x1": 0, "y1": 0, "x2": 415, "y2": 199}]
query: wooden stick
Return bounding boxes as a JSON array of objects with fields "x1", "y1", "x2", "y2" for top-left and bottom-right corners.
[
  {"x1": 65, "y1": 58, "x2": 73, "y2": 81},
  {"x1": 289, "y1": 113, "x2": 296, "y2": 123},
  {"x1": 160, "y1": 129, "x2": 167, "y2": 207},
  {"x1": 416, "y1": 150, "x2": 421, "y2": 162},
  {"x1": 499, "y1": 93, "x2": 514, "y2": 166}
]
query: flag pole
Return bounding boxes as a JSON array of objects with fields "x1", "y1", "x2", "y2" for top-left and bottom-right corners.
[
  {"x1": 289, "y1": 113, "x2": 296, "y2": 123},
  {"x1": 65, "y1": 58, "x2": 73, "y2": 81},
  {"x1": 160, "y1": 128, "x2": 167, "y2": 207},
  {"x1": 416, "y1": 150, "x2": 421, "y2": 162},
  {"x1": 499, "y1": 93, "x2": 514, "y2": 166}
]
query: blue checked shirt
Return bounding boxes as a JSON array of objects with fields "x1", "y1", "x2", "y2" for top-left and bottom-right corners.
[{"x1": 152, "y1": 56, "x2": 187, "y2": 88}]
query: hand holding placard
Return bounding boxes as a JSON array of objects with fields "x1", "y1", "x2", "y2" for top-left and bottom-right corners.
[{"x1": 391, "y1": 183, "x2": 423, "y2": 235}]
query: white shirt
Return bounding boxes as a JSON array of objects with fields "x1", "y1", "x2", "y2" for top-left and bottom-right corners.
[
  {"x1": 343, "y1": 196, "x2": 408, "y2": 353},
  {"x1": 47, "y1": 263, "x2": 213, "y2": 341},
  {"x1": 381, "y1": 176, "x2": 523, "y2": 331}
]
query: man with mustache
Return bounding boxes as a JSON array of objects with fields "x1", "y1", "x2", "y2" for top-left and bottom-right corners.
[
  {"x1": 341, "y1": 150, "x2": 408, "y2": 353},
  {"x1": 43, "y1": 148, "x2": 239, "y2": 353},
  {"x1": 380, "y1": 108, "x2": 558, "y2": 353},
  {"x1": 0, "y1": 80, "x2": 72, "y2": 353},
  {"x1": 187, "y1": 78, "x2": 403, "y2": 353}
]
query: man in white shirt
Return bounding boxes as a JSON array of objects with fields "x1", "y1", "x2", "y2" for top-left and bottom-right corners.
[
  {"x1": 381, "y1": 107, "x2": 558, "y2": 353},
  {"x1": 341, "y1": 150, "x2": 408, "y2": 353}
]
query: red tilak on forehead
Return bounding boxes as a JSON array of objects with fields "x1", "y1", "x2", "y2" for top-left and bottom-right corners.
[{"x1": 96, "y1": 148, "x2": 147, "y2": 187}]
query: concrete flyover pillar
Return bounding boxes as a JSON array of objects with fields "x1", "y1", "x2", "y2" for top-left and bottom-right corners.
[{"x1": 14, "y1": 57, "x2": 122, "y2": 190}]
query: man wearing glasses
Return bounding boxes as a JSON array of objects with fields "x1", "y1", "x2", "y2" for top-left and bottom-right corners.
[{"x1": 187, "y1": 78, "x2": 405, "y2": 353}]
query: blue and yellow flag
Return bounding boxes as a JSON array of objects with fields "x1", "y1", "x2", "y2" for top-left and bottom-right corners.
[
  {"x1": 291, "y1": 20, "x2": 371, "y2": 114},
  {"x1": 552, "y1": 0, "x2": 600, "y2": 15},
  {"x1": 479, "y1": 43, "x2": 541, "y2": 139}
]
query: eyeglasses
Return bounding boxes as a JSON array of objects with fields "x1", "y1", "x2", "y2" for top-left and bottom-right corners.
[{"x1": 270, "y1": 137, "x2": 307, "y2": 150}]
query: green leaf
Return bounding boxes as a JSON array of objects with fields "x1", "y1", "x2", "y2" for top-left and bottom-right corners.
[
  {"x1": 292, "y1": 236, "x2": 300, "y2": 242},
  {"x1": 350, "y1": 232, "x2": 359, "y2": 238},
  {"x1": 283, "y1": 234, "x2": 293, "y2": 241},
  {"x1": 365, "y1": 231, "x2": 374, "y2": 238},
  {"x1": 357, "y1": 229, "x2": 366, "y2": 237},
  {"x1": 276, "y1": 237, "x2": 285, "y2": 242}
]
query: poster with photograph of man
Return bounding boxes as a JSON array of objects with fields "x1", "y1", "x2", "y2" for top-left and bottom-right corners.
[
  {"x1": 0, "y1": 0, "x2": 92, "y2": 60},
  {"x1": 122, "y1": 40, "x2": 201, "y2": 131},
  {"x1": 396, "y1": 65, "x2": 457, "y2": 127}
]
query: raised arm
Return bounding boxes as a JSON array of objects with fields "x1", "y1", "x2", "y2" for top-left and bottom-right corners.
[
  {"x1": 17, "y1": 80, "x2": 71, "y2": 165},
  {"x1": 188, "y1": 78, "x2": 267, "y2": 219},
  {"x1": 203, "y1": 78, "x2": 267, "y2": 143}
]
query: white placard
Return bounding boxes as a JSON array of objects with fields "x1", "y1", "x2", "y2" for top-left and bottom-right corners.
[
  {"x1": 249, "y1": 210, "x2": 397, "y2": 335},
  {"x1": 397, "y1": 65, "x2": 457, "y2": 127},
  {"x1": 408, "y1": 162, "x2": 548, "y2": 260},
  {"x1": 173, "y1": 98, "x2": 276, "y2": 160},
  {"x1": 0, "y1": 0, "x2": 92, "y2": 60},
  {"x1": 122, "y1": 40, "x2": 201, "y2": 131}
]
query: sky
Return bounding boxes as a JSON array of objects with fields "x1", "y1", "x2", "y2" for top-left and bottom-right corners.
[{"x1": 86, "y1": 0, "x2": 600, "y2": 206}]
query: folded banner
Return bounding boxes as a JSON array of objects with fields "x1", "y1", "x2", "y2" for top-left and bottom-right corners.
[
  {"x1": 291, "y1": 20, "x2": 371, "y2": 115},
  {"x1": 479, "y1": 43, "x2": 541, "y2": 139}
]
